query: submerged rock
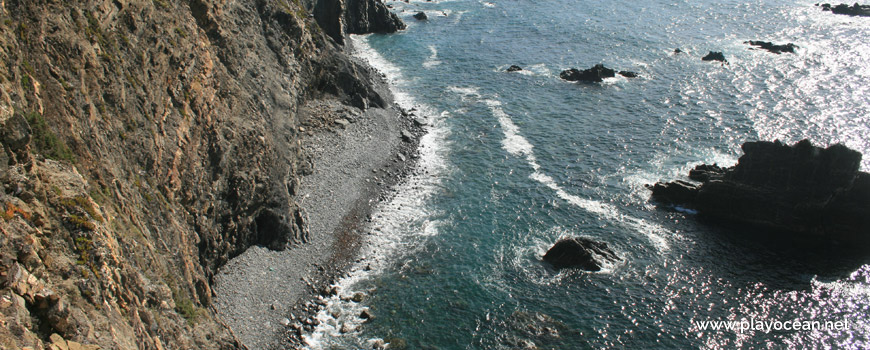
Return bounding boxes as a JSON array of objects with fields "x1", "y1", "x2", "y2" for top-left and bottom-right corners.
[
  {"x1": 819, "y1": 3, "x2": 870, "y2": 16},
  {"x1": 701, "y1": 51, "x2": 727, "y2": 62},
  {"x1": 413, "y1": 11, "x2": 428, "y2": 20},
  {"x1": 649, "y1": 140, "x2": 870, "y2": 243},
  {"x1": 618, "y1": 70, "x2": 639, "y2": 78},
  {"x1": 746, "y1": 40, "x2": 797, "y2": 54},
  {"x1": 506, "y1": 65, "x2": 523, "y2": 72},
  {"x1": 542, "y1": 237, "x2": 619, "y2": 271}
]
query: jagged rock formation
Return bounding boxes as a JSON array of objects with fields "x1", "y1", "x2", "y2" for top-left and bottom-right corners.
[
  {"x1": 818, "y1": 3, "x2": 870, "y2": 16},
  {"x1": 542, "y1": 237, "x2": 619, "y2": 271},
  {"x1": 650, "y1": 140, "x2": 870, "y2": 244},
  {"x1": 314, "y1": 0, "x2": 406, "y2": 44},
  {"x1": 702, "y1": 51, "x2": 727, "y2": 62},
  {"x1": 746, "y1": 40, "x2": 797, "y2": 54},
  {"x1": 0, "y1": 0, "x2": 402, "y2": 348},
  {"x1": 559, "y1": 64, "x2": 638, "y2": 83}
]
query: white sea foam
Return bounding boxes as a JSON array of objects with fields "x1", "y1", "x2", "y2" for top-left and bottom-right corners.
[
  {"x1": 303, "y1": 34, "x2": 452, "y2": 349},
  {"x1": 449, "y1": 87, "x2": 672, "y2": 251},
  {"x1": 422, "y1": 45, "x2": 442, "y2": 68}
]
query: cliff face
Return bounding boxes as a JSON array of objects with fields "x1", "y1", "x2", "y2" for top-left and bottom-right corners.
[
  {"x1": 0, "y1": 0, "x2": 394, "y2": 349},
  {"x1": 313, "y1": 0, "x2": 405, "y2": 44}
]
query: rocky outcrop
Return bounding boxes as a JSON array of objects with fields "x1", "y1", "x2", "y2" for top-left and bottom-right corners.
[
  {"x1": 746, "y1": 41, "x2": 797, "y2": 54},
  {"x1": 0, "y1": 0, "x2": 400, "y2": 348},
  {"x1": 506, "y1": 65, "x2": 523, "y2": 72},
  {"x1": 649, "y1": 140, "x2": 870, "y2": 243},
  {"x1": 818, "y1": 3, "x2": 870, "y2": 16},
  {"x1": 542, "y1": 237, "x2": 619, "y2": 271},
  {"x1": 560, "y1": 64, "x2": 638, "y2": 83},
  {"x1": 702, "y1": 51, "x2": 727, "y2": 62},
  {"x1": 344, "y1": 0, "x2": 406, "y2": 34},
  {"x1": 413, "y1": 11, "x2": 428, "y2": 20},
  {"x1": 314, "y1": 0, "x2": 406, "y2": 44}
]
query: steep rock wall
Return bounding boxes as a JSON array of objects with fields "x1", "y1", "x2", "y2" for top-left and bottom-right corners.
[{"x1": 0, "y1": 0, "x2": 392, "y2": 348}]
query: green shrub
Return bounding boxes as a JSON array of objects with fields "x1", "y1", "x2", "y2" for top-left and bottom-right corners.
[{"x1": 25, "y1": 111, "x2": 76, "y2": 163}]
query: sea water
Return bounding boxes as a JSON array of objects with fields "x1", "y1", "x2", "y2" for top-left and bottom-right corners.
[{"x1": 305, "y1": 0, "x2": 870, "y2": 348}]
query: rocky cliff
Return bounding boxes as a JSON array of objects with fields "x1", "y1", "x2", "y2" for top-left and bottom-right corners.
[{"x1": 0, "y1": 0, "x2": 401, "y2": 348}]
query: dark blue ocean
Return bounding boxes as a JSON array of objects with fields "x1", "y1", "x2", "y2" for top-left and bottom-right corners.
[{"x1": 304, "y1": 0, "x2": 870, "y2": 348}]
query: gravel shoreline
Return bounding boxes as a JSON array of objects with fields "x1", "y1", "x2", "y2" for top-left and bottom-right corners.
[{"x1": 212, "y1": 65, "x2": 423, "y2": 349}]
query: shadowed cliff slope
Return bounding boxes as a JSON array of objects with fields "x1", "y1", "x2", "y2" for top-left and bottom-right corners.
[{"x1": 0, "y1": 0, "x2": 398, "y2": 348}]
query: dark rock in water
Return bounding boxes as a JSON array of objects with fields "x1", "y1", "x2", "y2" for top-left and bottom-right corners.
[
  {"x1": 618, "y1": 71, "x2": 638, "y2": 78},
  {"x1": 560, "y1": 64, "x2": 616, "y2": 83},
  {"x1": 746, "y1": 40, "x2": 797, "y2": 54},
  {"x1": 542, "y1": 237, "x2": 619, "y2": 271},
  {"x1": 506, "y1": 65, "x2": 523, "y2": 72},
  {"x1": 702, "y1": 51, "x2": 727, "y2": 62},
  {"x1": 674, "y1": 48, "x2": 683, "y2": 54},
  {"x1": 413, "y1": 11, "x2": 428, "y2": 20},
  {"x1": 649, "y1": 180, "x2": 699, "y2": 205},
  {"x1": 819, "y1": 3, "x2": 870, "y2": 16},
  {"x1": 649, "y1": 140, "x2": 870, "y2": 243},
  {"x1": 688, "y1": 163, "x2": 725, "y2": 182}
]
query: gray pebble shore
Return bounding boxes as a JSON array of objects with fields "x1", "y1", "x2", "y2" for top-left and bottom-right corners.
[{"x1": 213, "y1": 73, "x2": 423, "y2": 349}]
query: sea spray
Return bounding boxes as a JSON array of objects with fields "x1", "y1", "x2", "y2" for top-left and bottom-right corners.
[{"x1": 303, "y1": 34, "x2": 452, "y2": 349}]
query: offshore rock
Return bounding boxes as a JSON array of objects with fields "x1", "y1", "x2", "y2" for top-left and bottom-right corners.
[
  {"x1": 413, "y1": 11, "x2": 428, "y2": 20},
  {"x1": 819, "y1": 3, "x2": 870, "y2": 16},
  {"x1": 543, "y1": 237, "x2": 620, "y2": 271},
  {"x1": 702, "y1": 51, "x2": 727, "y2": 62},
  {"x1": 506, "y1": 65, "x2": 523, "y2": 72},
  {"x1": 560, "y1": 64, "x2": 615, "y2": 82},
  {"x1": 650, "y1": 140, "x2": 870, "y2": 243},
  {"x1": 746, "y1": 41, "x2": 798, "y2": 54}
]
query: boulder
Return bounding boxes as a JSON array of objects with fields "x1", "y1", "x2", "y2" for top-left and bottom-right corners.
[
  {"x1": 506, "y1": 65, "x2": 523, "y2": 72},
  {"x1": 542, "y1": 237, "x2": 619, "y2": 271},
  {"x1": 746, "y1": 41, "x2": 797, "y2": 54},
  {"x1": 649, "y1": 140, "x2": 870, "y2": 243},
  {"x1": 702, "y1": 51, "x2": 726, "y2": 62},
  {"x1": 413, "y1": 11, "x2": 428, "y2": 20},
  {"x1": 560, "y1": 64, "x2": 616, "y2": 82},
  {"x1": 618, "y1": 71, "x2": 638, "y2": 78}
]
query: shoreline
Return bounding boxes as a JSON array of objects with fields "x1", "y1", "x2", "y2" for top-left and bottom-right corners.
[{"x1": 212, "y1": 42, "x2": 425, "y2": 348}]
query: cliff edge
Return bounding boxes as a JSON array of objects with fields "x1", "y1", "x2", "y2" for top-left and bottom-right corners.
[{"x1": 0, "y1": 0, "x2": 403, "y2": 348}]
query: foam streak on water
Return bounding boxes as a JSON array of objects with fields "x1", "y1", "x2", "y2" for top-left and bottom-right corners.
[
  {"x1": 303, "y1": 34, "x2": 451, "y2": 349},
  {"x1": 450, "y1": 87, "x2": 670, "y2": 251}
]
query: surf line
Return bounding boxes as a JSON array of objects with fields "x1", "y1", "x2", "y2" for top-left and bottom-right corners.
[{"x1": 450, "y1": 86, "x2": 670, "y2": 251}]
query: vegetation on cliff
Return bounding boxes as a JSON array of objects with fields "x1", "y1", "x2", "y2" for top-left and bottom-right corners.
[{"x1": 0, "y1": 0, "x2": 398, "y2": 348}]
